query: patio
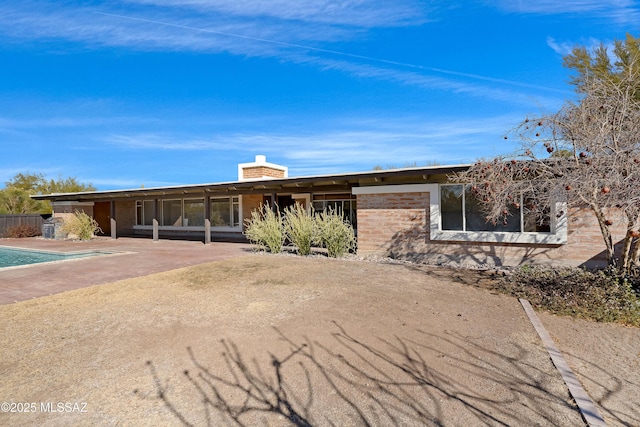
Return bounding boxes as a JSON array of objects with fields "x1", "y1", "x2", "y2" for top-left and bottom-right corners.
[{"x1": 0, "y1": 237, "x2": 251, "y2": 305}]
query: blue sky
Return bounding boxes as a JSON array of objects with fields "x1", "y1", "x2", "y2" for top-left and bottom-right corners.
[{"x1": 1, "y1": 1, "x2": 639, "y2": 191}]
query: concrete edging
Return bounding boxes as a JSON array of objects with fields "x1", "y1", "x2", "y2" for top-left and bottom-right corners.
[{"x1": 519, "y1": 298, "x2": 606, "y2": 427}]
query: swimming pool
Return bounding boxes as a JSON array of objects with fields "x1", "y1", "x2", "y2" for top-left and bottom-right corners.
[{"x1": 0, "y1": 246, "x2": 112, "y2": 269}]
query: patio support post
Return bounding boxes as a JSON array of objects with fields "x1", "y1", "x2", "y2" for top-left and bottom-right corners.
[
  {"x1": 204, "y1": 195, "x2": 211, "y2": 244},
  {"x1": 110, "y1": 201, "x2": 117, "y2": 239},
  {"x1": 152, "y1": 198, "x2": 159, "y2": 241}
]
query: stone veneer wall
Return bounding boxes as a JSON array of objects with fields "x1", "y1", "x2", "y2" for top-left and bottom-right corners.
[{"x1": 356, "y1": 192, "x2": 627, "y2": 268}]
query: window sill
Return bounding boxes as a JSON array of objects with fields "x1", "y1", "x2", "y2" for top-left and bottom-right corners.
[{"x1": 430, "y1": 230, "x2": 566, "y2": 245}]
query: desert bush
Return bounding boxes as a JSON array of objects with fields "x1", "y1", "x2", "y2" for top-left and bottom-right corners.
[
  {"x1": 61, "y1": 210, "x2": 102, "y2": 241},
  {"x1": 244, "y1": 203, "x2": 284, "y2": 253},
  {"x1": 4, "y1": 224, "x2": 41, "y2": 238},
  {"x1": 283, "y1": 203, "x2": 317, "y2": 256},
  {"x1": 316, "y1": 209, "x2": 356, "y2": 258},
  {"x1": 498, "y1": 266, "x2": 640, "y2": 326}
]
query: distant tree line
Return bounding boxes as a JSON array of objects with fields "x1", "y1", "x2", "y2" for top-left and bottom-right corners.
[{"x1": 0, "y1": 172, "x2": 95, "y2": 214}]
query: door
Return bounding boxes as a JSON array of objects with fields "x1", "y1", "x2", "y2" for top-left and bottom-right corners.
[{"x1": 93, "y1": 202, "x2": 111, "y2": 235}]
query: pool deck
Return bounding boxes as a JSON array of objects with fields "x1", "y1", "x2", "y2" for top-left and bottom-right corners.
[{"x1": 0, "y1": 237, "x2": 252, "y2": 305}]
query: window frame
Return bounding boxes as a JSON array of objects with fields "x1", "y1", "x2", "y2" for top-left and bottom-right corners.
[
  {"x1": 433, "y1": 184, "x2": 566, "y2": 244},
  {"x1": 134, "y1": 196, "x2": 242, "y2": 231},
  {"x1": 439, "y1": 184, "x2": 550, "y2": 234},
  {"x1": 162, "y1": 199, "x2": 183, "y2": 227},
  {"x1": 210, "y1": 196, "x2": 240, "y2": 229},
  {"x1": 183, "y1": 198, "x2": 205, "y2": 227},
  {"x1": 311, "y1": 194, "x2": 357, "y2": 227}
]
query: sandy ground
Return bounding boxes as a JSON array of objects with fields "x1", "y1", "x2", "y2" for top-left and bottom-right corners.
[{"x1": 0, "y1": 254, "x2": 638, "y2": 426}]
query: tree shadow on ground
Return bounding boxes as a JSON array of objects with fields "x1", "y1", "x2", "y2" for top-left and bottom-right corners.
[
  {"x1": 553, "y1": 349, "x2": 640, "y2": 426},
  {"x1": 141, "y1": 322, "x2": 590, "y2": 426},
  {"x1": 384, "y1": 219, "x2": 560, "y2": 269}
]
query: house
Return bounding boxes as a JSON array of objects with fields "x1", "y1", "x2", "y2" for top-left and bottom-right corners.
[{"x1": 32, "y1": 155, "x2": 621, "y2": 268}]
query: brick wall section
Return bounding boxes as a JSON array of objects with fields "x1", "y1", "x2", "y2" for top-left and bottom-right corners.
[
  {"x1": 115, "y1": 200, "x2": 136, "y2": 235},
  {"x1": 356, "y1": 192, "x2": 429, "y2": 255},
  {"x1": 242, "y1": 194, "x2": 264, "y2": 230},
  {"x1": 53, "y1": 204, "x2": 94, "y2": 220},
  {"x1": 55, "y1": 201, "x2": 137, "y2": 236},
  {"x1": 356, "y1": 192, "x2": 629, "y2": 268},
  {"x1": 241, "y1": 166, "x2": 285, "y2": 180}
]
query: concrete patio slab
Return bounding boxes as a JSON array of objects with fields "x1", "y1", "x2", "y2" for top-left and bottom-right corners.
[{"x1": 0, "y1": 237, "x2": 251, "y2": 305}]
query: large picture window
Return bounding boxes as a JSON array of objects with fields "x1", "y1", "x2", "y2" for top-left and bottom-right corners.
[
  {"x1": 162, "y1": 199, "x2": 183, "y2": 226},
  {"x1": 210, "y1": 196, "x2": 240, "y2": 227},
  {"x1": 184, "y1": 199, "x2": 205, "y2": 227},
  {"x1": 136, "y1": 200, "x2": 155, "y2": 226},
  {"x1": 135, "y1": 196, "x2": 240, "y2": 229},
  {"x1": 440, "y1": 184, "x2": 550, "y2": 233}
]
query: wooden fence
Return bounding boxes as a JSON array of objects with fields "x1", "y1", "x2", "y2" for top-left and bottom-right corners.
[{"x1": 0, "y1": 214, "x2": 51, "y2": 237}]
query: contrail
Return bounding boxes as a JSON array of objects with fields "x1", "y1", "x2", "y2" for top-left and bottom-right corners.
[{"x1": 94, "y1": 11, "x2": 569, "y2": 94}]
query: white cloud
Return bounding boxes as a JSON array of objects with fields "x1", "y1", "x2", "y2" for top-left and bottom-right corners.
[
  {"x1": 0, "y1": 1, "x2": 424, "y2": 53},
  {"x1": 546, "y1": 36, "x2": 619, "y2": 67},
  {"x1": 546, "y1": 37, "x2": 576, "y2": 57},
  {"x1": 126, "y1": 0, "x2": 431, "y2": 27},
  {"x1": 306, "y1": 55, "x2": 568, "y2": 106},
  {"x1": 493, "y1": 0, "x2": 640, "y2": 23},
  {"x1": 0, "y1": 1, "x2": 565, "y2": 104},
  {"x1": 106, "y1": 133, "x2": 227, "y2": 150},
  {"x1": 188, "y1": 114, "x2": 524, "y2": 174}
]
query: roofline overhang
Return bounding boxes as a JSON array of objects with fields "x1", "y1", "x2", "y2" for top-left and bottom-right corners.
[{"x1": 31, "y1": 164, "x2": 471, "y2": 202}]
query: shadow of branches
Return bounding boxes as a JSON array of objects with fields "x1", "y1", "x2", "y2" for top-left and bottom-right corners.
[
  {"x1": 384, "y1": 219, "x2": 559, "y2": 268},
  {"x1": 143, "y1": 322, "x2": 589, "y2": 426},
  {"x1": 552, "y1": 349, "x2": 640, "y2": 426}
]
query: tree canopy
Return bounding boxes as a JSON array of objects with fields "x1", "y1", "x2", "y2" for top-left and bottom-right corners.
[
  {"x1": 453, "y1": 34, "x2": 640, "y2": 271},
  {"x1": 0, "y1": 172, "x2": 95, "y2": 214}
]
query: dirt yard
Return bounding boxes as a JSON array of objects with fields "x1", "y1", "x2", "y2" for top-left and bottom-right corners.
[{"x1": 0, "y1": 254, "x2": 638, "y2": 426}]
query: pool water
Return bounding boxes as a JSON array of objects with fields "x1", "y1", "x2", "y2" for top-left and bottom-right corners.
[{"x1": 0, "y1": 246, "x2": 108, "y2": 268}]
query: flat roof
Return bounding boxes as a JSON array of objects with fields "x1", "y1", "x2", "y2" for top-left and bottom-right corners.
[{"x1": 32, "y1": 164, "x2": 471, "y2": 202}]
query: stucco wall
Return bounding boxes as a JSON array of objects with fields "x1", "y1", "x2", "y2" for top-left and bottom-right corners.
[{"x1": 356, "y1": 192, "x2": 627, "y2": 268}]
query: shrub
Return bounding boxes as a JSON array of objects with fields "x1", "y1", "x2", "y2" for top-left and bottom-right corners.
[
  {"x1": 61, "y1": 210, "x2": 102, "y2": 241},
  {"x1": 4, "y1": 224, "x2": 41, "y2": 238},
  {"x1": 316, "y1": 209, "x2": 356, "y2": 258},
  {"x1": 244, "y1": 203, "x2": 284, "y2": 253},
  {"x1": 283, "y1": 203, "x2": 317, "y2": 256},
  {"x1": 498, "y1": 266, "x2": 640, "y2": 326}
]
